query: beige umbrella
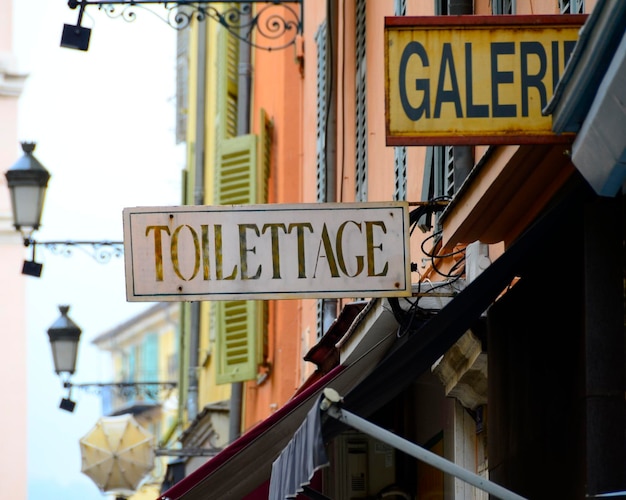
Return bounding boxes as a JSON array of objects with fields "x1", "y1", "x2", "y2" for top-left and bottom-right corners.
[{"x1": 80, "y1": 414, "x2": 155, "y2": 496}]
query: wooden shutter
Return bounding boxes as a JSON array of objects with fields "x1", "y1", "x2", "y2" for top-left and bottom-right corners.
[
  {"x1": 215, "y1": 298, "x2": 265, "y2": 384},
  {"x1": 176, "y1": 28, "x2": 189, "y2": 144},
  {"x1": 315, "y1": 20, "x2": 328, "y2": 203},
  {"x1": 443, "y1": 145, "x2": 454, "y2": 197},
  {"x1": 355, "y1": 0, "x2": 367, "y2": 202},
  {"x1": 492, "y1": 0, "x2": 516, "y2": 15},
  {"x1": 315, "y1": 21, "x2": 329, "y2": 338},
  {"x1": 560, "y1": 0, "x2": 584, "y2": 14},
  {"x1": 214, "y1": 133, "x2": 263, "y2": 384},
  {"x1": 215, "y1": 134, "x2": 258, "y2": 203},
  {"x1": 394, "y1": 146, "x2": 407, "y2": 201},
  {"x1": 258, "y1": 110, "x2": 271, "y2": 360},
  {"x1": 143, "y1": 333, "x2": 159, "y2": 380},
  {"x1": 216, "y1": 23, "x2": 240, "y2": 140},
  {"x1": 418, "y1": 147, "x2": 435, "y2": 232},
  {"x1": 259, "y1": 108, "x2": 272, "y2": 204},
  {"x1": 143, "y1": 333, "x2": 159, "y2": 402},
  {"x1": 128, "y1": 347, "x2": 137, "y2": 381},
  {"x1": 393, "y1": 0, "x2": 406, "y2": 202},
  {"x1": 214, "y1": 76, "x2": 271, "y2": 383},
  {"x1": 418, "y1": 146, "x2": 454, "y2": 232}
]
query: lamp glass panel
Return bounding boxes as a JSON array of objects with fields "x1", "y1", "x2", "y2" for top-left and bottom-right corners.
[
  {"x1": 11, "y1": 184, "x2": 46, "y2": 230},
  {"x1": 50, "y1": 339, "x2": 78, "y2": 374}
]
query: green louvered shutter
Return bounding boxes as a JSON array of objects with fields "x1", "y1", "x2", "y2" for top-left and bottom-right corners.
[
  {"x1": 216, "y1": 298, "x2": 265, "y2": 384},
  {"x1": 216, "y1": 22, "x2": 239, "y2": 140},
  {"x1": 215, "y1": 134, "x2": 258, "y2": 203},
  {"x1": 214, "y1": 23, "x2": 268, "y2": 383},
  {"x1": 212, "y1": 19, "x2": 272, "y2": 384},
  {"x1": 259, "y1": 108, "x2": 272, "y2": 203},
  {"x1": 258, "y1": 110, "x2": 271, "y2": 361},
  {"x1": 214, "y1": 134, "x2": 264, "y2": 384}
]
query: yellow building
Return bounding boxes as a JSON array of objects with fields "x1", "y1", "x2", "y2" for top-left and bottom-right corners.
[{"x1": 92, "y1": 303, "x2": 181, "y2": 499}]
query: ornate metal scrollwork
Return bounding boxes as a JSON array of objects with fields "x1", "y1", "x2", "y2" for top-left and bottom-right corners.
[
  {"x1": 64, "y1": 380, "x2": 178, "y2": 398},
  {"x1": 26, "y1": 239, "x2": 124, "y2": 264},
  {"x1": 68, "y1": 0, "x2": 303, "y2": 51}
]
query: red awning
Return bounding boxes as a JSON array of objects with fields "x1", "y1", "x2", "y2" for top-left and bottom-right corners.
[{"x1": 158, "y1": 366, "x2": 342, "y2": 500}]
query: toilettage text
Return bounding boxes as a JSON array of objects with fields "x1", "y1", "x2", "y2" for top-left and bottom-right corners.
[{"x1": 123, "y1": 203, "x2": 411, "y2": 301}]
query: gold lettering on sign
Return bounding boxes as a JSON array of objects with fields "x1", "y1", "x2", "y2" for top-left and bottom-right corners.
[
  {"x1": 261, "y1": 223, "x2": 288, "y2": 279},
  {"x1": 145, "y1": 225, "x2": 170, "y2": 281},
  {"x1": 143, "y1": 220, "x2": 393, "y2": 283},
  {"x1": 336, "y1": 220, "x2": 364, "y2": 278},
  {"x1": 365, "y1": 220, "x2": 388, "y2": 277},
  {"x1": 287, "y1": 222, "x2": 314, "y2": 278},
  {"x1": 239, "y1": 224, "x2": 262, "y2": 280}
]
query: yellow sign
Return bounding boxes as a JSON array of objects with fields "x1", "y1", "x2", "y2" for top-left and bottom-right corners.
[{"x1": 385, "y1": 15, "x2": 586, "y2": 145}]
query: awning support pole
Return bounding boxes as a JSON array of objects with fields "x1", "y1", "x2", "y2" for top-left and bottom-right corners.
[{"x1": 320, "y1": 388, "x2": 527, "y2": 500}]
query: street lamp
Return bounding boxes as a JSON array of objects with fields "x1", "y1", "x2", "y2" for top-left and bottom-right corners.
[
  {"x1": 4, "y1": 142, "x2": 124, "y2": 277},
  {"x1": 47, "y1": 305, "x2": 82, "y2": 376},
  {"x1": 46, "y1": 305, "x2": 177, "y2": 413},
  {"x1": 5, "y1": 142, "x2": 51, "y2": 276},
  {"x1": 4, "y1": 142, "x2": 50, "y2": 238},
  {"x1": 47, "y1": 305, "x2": 82, "y2": 412}
]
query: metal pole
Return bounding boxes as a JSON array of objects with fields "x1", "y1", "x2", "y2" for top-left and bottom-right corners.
[
  {"x1": 321, "y1": 391, "x2": 527, "y2": 500},
  {"x1": 188, "y1": 14, "x2": 208, "y2": 423}
]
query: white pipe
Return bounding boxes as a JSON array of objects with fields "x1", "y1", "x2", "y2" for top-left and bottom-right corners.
[{"x1": 323, "y1": 398, "x2": 526, "y2": 500}]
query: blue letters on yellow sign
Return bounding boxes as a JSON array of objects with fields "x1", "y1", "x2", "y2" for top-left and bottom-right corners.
[{"x1": 398, "y1": 39, "x2": 577, "y2": 121}]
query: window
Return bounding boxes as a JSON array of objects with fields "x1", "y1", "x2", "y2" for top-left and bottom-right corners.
[
  {"x1": 394, "y1": 0, "x2": 406, "y2": 16},
  {"x1": 560, "y1": 0, "x2": 584, "y2": 14},
  {"x1": 418, "y1": 146, "x2": 454, "y2": 232},
  {"x1": 434, "y1": 0, "x2": 448, "y2": 16},
  {"x1": 394, "y1": 147, "x2": 407, "y2": 201},
  {"x1": 492, "y1": 0, "x2": 516, "y2": 15}
]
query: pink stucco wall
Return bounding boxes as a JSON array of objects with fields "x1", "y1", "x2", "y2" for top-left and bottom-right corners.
[{"x1": 0, "y1": 0, "x2": 28, "y2": 497}]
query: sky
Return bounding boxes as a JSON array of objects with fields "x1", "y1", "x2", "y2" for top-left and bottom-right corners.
[{"x1": 13, "y1": 1, "x2": 183, "y2": 498}]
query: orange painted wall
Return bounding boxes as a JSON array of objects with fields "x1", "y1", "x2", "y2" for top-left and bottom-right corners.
[
  {"x1": 243, "y1": 27, "x2": 308, "y2": 429},
  {"x1": 240, "y1": 0, "x2": 595, "y2": 430}
]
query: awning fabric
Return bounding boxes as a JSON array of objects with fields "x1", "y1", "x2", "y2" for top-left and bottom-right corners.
[
  {"x1": 268, "y1": 394, "x2": 330, "y2": 499},
  {"x1": 158, "y1": 367, "x2": 342, "y2": 500}
]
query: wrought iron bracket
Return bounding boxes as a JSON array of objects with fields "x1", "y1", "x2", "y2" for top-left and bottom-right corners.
[
  {"x1": 64, "y1": 380, "x2": 177, "y2": 399},
  {"x1": 24, "y1": 238, "x2": 123, "y2": 264},
  {"x1": 66, "y1": 0, "x2": 303, "y2": 51},
  {"x1": 155, "y1": 447, "x2": 222, "y2": 457}
]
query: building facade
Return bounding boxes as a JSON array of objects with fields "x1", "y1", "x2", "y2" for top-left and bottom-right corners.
[
  {"x1": 157, "y1": 0, "x2": 625, "y2": 499},
  {"x1": 91, "y1": 302, "x2": 182, "y2": 499}
]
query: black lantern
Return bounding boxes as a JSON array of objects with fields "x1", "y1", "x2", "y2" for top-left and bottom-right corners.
[
  {"x1": 5, "y1": 142, "x2": 51, "y2": 239},
  {"x1": 47, "y1": 305, "x2": 82, "y2": 376}
]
